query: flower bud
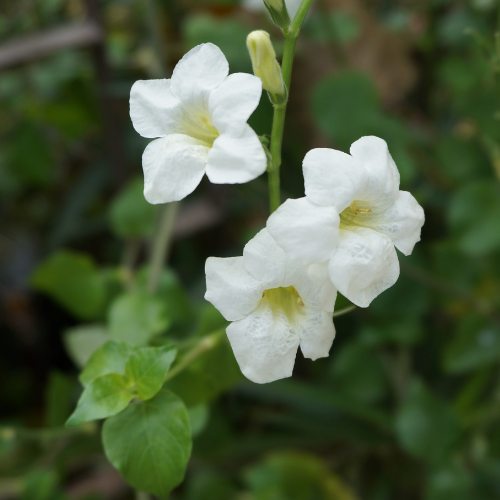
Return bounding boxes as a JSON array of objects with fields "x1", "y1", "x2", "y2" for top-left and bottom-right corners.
[
  {"x1": 247, "y1": 30, "x2": 286, "y2": 104},
  {"x1": 263, "y1": 0, "x2": 291, "y2": 30}
]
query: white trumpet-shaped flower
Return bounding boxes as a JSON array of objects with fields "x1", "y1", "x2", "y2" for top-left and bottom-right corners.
[
  {"x1": 267, "y1": 136, "x2": 425, "y2": 308},
  {"x1": 205, "y1": 229, "x2": 337, "y2": 384},
  {"x1": 130, "y1": 43, "x2": 267, "y2": 204}
]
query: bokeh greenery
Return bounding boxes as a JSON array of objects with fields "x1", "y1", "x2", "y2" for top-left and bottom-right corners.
[{"x1": 2, "y1": 0, "x2": 500, "y2": 499}]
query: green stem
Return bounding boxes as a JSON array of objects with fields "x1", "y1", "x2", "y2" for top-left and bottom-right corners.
[
  {"x1": 164, "y1": 330, "x2": 224, "y2": 383},
  {"x1": 332, "y1": 304, "x2": 356, "y2": 318},
  {"x1": 269, "y1": 104, "x2": 286, "y2": 212},
  {"x1": 289, "y1": 0, "x2": 315, "y2": 36},
  {"x1": 136, "y1": 492, "x2": 150, "y2": 500},
  {"x1": 147, "y1": 202, "x2": 179, "y2": 294},
  {"x1": 267, "y1": 0, "x2": 314, "y2": 213}
]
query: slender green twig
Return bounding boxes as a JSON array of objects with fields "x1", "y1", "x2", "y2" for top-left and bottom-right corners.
[
  {"x1": 164, "y1": 330, "x2": 224, "y2": 383},
  {"x1": 332, "y1": 304, "x2": 357, "y2": 318},
  {"x1": 147, "y1": 202, "x2": 179, "y2": 293},
  {"x1": 268, "y1": 0, "x2": 315, "y2": 212}
]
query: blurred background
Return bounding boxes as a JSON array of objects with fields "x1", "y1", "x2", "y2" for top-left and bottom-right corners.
[{"x1": 1, "y1": 0, "x2": 500, "y2": 498}]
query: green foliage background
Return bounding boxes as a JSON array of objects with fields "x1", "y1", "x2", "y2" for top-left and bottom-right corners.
[{"x1": 1, "y1": 0, "x2": 500, "y2": 499}]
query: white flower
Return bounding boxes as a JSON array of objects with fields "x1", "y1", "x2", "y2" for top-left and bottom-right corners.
[
  {"x1": 205, "y1": 229, "x2": 337, "y2": 384},
  {"x1": 267, "y1": 136, "x2": 425, "y2": 308},
  {"x1": 130, "y1": 43, "x2": 267, "y2": 204}
]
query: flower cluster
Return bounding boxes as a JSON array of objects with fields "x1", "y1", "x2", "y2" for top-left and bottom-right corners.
[{"x1": 131, "y1": 43, "x2": 425, "y2": 384}]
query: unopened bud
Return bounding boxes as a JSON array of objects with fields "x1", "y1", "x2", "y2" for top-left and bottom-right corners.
[
  {"x1": 263, "y1": 0, "x2": 290, "y2": 30},
  {"x1": 247, "y1": 31, "x2": 286, "y2": 104}
]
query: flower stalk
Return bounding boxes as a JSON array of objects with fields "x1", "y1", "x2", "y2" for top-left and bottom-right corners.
[
  {"x1": 147, "y1": 202, "x2": 179, "y2": 293},
  {"x1": 267, "y1": 0, "x2": 314, "y2": 213},
  {"x1": 164, "y1": 330, "x2": 224, "y2": 383}
]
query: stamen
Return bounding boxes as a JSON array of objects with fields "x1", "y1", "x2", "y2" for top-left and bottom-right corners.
[{"x1": 350, "y1": 201, "x2": 371, "y2": 214}]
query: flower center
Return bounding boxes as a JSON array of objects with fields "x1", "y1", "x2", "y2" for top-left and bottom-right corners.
[
  {"x1": 181, "y1": 109, "x2": 219, "y2": 146},
  {"x1": 260, "y1": 286, "x2": 305, "y2": 324},
  {"x1": 339, "y1": 200, "x2": 374, "y2": 229}
]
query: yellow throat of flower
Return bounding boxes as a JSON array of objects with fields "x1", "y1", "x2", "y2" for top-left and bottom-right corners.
[
  {"x1": 339, "y1": 201, "x2": 373, "y2": 229},
  {"x1": 260, "y1": 286, "x2": 305, "y2": 324}
]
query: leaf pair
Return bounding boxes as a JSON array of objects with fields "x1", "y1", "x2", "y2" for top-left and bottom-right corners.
[{"x1": 66, "y1": 342, "x2": 177, "y2": 427}]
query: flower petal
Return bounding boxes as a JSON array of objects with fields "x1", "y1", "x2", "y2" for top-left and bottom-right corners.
[
  {"x1": 295, "y1": 262, "x2": 337, "y2": 313},
  {"x1": 366, "y1": 191, "x2": 425, "y2": 256},
  {"x1": 298, "y1": 310, "x2": 336, "y2": 360},
  {"x1": 303, "y1": 148, "x2": 366, "y2": 211},
  {"x1": 267, "y1": 197, "x2": 340, "y2": 266},
  {"x1": 328, "y1": 227, "x2": 400, "y2": 308},
  {"x1": 243, "y1": 228, "x2": 288, "y2": 287},
  {"x1": 205, "y1": 257, "x2": 264, "y2": 322},
  {"x1": 170, "y1": 43, "x2": 229, "y2": 105},
  {"x1": 350, "y1": 136, "x2": 400, "y2": 208},
  {"x1": 206, "y1": 125, "x2": 267, "y2": 184},
  {"x1": 209, "y1": 73, "x2": 262, "y2": 135},
  {"x1": 226, "y1": 305, "x2": 300, "y2": 384},
  {"x1": 130, "y1": 79, "x2": 182, "y2": 138},
  {"x1": 142, "y1": 135, "x2": 209, "y2": 204}
]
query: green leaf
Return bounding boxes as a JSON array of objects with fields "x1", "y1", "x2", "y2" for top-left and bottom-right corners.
[
  {"x1": 370, "y1": 274, "x2": 431, "y2": 320},
  {"x1": 448, "y1": 180, "x2": 500, "y2": 255},
  {"x1": 108, "y1": 292, "x2": 170, "y2": 346},
  {"x1": 312, "y1": 72, "x2": 379, "y2": 151},
  {"x1": 66, "y1": 374, "x2": 134, "y2": 427},
  {"x1": 109, "y1": 177, "x2": 157, "y2": 239},
  {"x1": 80, "y1": 341, "x2": 135, "y2": 387},
  {"x1": 125, "y1": 345, "x2": 177, "y2": 400},
  {"x1": 311, "y1": 72, "x2": 415, "y2": 183},
  {"x1": 21, "y1": 470, "x2": 60, "y2": 500},
  {"x1": 329, "y1": 342, "x2": 389, "y2": 404},
  {"x1": 44, "y1": 371, "x2": 75, "y2": 428},
  {"x1": 435, "y1": 137, "x2": 489, "y2": 184},
  {"x1": 187, "y1": 404, "x2": 209, "y2": 437},
  {"x1": 32, "y1": 250, "x2": 107, "y2": 319},
  {"x1": 183, "y1": 14, "x2": 251, "y2": 73},
  {"x1": 360, "y1": 320, "x2": 424, "y2": 346},
  {"x1": 102, "y1": 388, "x2": 192, "y2": 499},
  {"x1": 64, "y1": 324, "x2": 110, "y2": 368},
  {"x1": 443, "y1": 315, "x2": 500, "y2": 374},
  {"x1": 245, "y1": 451, "x2": 359, "y2": 500},
  {"x1": 136, "y1": 267, "x2": 194, "y2": 331},
  {"x1": 395, "y1": 381, "x2": 461, "y2": 461},
  {"x1": 304, "y1": 11, "x2": 360, "y2": 44},
  {"x1": 184, "y1": 471, "x2": 237, "y2": 500},
  {"x1": 425, "y1": 462, "x2": 474, "y2": 500},
  {"x1": 8, "y1": 124, "x2": 54, "y2": 187}
]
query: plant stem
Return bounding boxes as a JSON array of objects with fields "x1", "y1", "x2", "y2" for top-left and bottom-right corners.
[
  {"x1": 332, "y1": 304, "x2": 357, "y2": 318},
  {"x1": 267, "y1": 0, "x2": 314, "y2": 213},
  {"x1": 164, "y1": 330, "x2": 224, "y2": 383},
  {"x1": 147, "y1": 202, "x2": 179, "y2": 293},
  {"x1": 136, "y1": 492, "x2": 150, "y2": 500},
  {"x1": 269, "y1": 104, "x2": 286, "y2": 212},
  {"x1": 290, "y1": 0, "x2": 315, "y2": 35}
]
